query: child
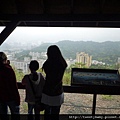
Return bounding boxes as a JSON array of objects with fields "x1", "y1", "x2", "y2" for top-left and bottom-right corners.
[{"x1": 22, "y1": 60, "x2": 45, "y2": 120}]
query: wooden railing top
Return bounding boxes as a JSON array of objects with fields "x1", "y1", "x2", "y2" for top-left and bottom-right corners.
[{"x1": 17, "y1": 82, "x2": 120, "y2": 95}]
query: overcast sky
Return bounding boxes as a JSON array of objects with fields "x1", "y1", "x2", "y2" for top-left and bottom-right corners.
[{"x1": 0, "y1": 27, "x2": 120, "y2": 45}]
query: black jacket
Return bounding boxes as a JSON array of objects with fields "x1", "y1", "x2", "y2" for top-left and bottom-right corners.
[{"x1": 42, "y1": 60, "x2": 66, "y2": 96}]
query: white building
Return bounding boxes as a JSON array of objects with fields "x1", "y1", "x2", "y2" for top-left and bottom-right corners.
[
  {"x1": 10, "y1": 60, "x2": 29, "y2": 73},
  {"x1": 10, "y1": 58, "x2": 45, "y2": 74},
  {"x1": 29, "y1": 52, "x2": 41, "y2": 58},
  {"x1": 118, "y1": 57, "x2": 120, "y2": 64},
  {"x1": 66, "y1": 59, "x2": 76, "y2": 67}
]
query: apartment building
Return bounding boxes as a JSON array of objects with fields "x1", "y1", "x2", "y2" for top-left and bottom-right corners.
[
  {"x1": 10, "y1": 60, "x2": 29, "y2": 73},
  {"x1": 10, "y1": 58, "x2": 45, "y2": 73},
  {"x1": 76, "y1": 52, "x2": 92, "y2": 68}
]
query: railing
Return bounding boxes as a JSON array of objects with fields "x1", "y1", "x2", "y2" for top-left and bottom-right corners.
[{"x1": 17, "y1": 82, "x2": 120, "y2": 115}]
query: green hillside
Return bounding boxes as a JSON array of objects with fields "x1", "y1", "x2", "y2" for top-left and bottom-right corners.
[{"x1": 17, "y1": 40, "x2": 120, "y2": 64}]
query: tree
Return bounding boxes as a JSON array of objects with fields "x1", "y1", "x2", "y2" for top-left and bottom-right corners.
[{"x1": 12, "y1": 67, "x2": 25, "y2": 82}]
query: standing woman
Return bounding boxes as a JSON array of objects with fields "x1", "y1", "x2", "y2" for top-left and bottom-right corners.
[
  {"x1": 0, "y1": 52, "x2": 20, "y2": 120},
  {"x1": 41, "y1": 45, "x2": 67, "y2": 120}
]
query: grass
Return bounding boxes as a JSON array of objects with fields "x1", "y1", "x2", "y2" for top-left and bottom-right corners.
[{"x1": 102, "y1": 95, "x2": 113, "y2": 100}]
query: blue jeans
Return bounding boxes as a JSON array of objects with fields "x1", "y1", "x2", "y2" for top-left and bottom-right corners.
[
  {"x1": 44, "y1": 105, "x2": 61, "y2": 120},
  {"x1": 28, "y1": 103, "x2": 35, "y2": 114},
  {"x1": 28, "y1": 103, "x2": 40, "y2": 120},
  {"x1": 28, "y1": 103, "x2": 42, "y2": 114},
  {"x1": 0, "y1": 101, "x2": 20, "y2": 120}
]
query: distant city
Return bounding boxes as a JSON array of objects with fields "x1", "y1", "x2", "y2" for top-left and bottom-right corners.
[
  {"x1": 4, "y1": 50, "x2": 107, "y2": 74},
  {"x1": 1, "y1": 40, "x2": 120, "y2": 74}
]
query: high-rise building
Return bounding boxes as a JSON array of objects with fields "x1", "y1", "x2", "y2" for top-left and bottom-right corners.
[
  {"x1": 76, "y1": 52, "x2": 92, "y2": 68},
  {"x1": 118, "y1": 57, "x2": 120, "y2": 64}
]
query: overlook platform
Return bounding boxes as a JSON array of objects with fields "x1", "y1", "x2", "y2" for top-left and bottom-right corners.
[
  {"x1": 18, "y1": 82, "x2": 120, "y2": 117},
  {"x1": 1, "y1": 0, "x2": 120, "y2": 118}
]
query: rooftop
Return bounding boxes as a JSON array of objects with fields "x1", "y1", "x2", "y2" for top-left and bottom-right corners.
[{"x1": 0, "y1": 0, "x2": 120, "y2": 45}]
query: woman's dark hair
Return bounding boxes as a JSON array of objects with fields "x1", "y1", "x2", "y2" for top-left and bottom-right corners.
[
  {"x1": 47, "y1": 45, "x2": 62, "y2": 60},
  {"x1": 29, "y1": 60, "x2": 39, "y2": 81},
  {"x1": 47, "y1": 45, "x2": 67, "y2": 68}
]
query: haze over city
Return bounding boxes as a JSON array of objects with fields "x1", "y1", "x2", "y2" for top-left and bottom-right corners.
[{"x1": 0, "y1": 27, "x2": 120, "y2": 46}]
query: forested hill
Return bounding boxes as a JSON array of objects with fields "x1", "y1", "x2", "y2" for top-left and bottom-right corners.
[
  {"x1": 21, "y1": 40, "x2": 120, "y2": 64},
  {"x1": 31, "y1": 40, "x2": 120, "y2": 64}
]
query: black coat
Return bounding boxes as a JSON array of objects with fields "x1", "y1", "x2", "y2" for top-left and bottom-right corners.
[{"x1": 42, "y1": 60, "x2": 66, "y2": 96}]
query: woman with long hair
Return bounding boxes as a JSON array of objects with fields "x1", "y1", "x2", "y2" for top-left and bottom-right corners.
[{"x1": 41, "y1": 45, "x2": 67, "y2": 120}]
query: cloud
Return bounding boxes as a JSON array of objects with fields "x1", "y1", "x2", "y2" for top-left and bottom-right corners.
[{"x1": 1, "y1": 27, "x2": 120, "y2": 44}]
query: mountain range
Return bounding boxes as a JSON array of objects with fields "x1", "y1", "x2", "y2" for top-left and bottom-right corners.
[
  {"x1": 1, "y1": 40, "x2": 120, "y2": 64},
  {"x1": 31, "y1": 40, "x2": 120, "y2": 64}
]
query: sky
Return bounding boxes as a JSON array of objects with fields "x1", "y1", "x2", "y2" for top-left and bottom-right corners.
[{"x1": 0, "y1": 27, "x2": 120, "y2": 45}]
